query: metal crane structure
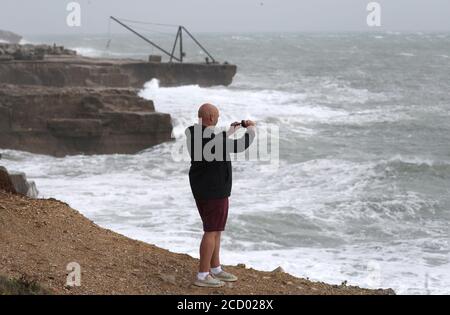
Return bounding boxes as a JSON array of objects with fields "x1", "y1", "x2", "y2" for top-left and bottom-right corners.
[{"x1": 109, "y1": 16, "x2": 217, "y2": 64}]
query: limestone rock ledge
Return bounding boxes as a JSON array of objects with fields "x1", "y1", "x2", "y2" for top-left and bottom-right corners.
[
  {"x1": 0, "y1": 43, "x2": 237, "y2": 87},
  {"x1": 0, "y1": 84, "x2": 173, "y2": 156},
  {"x1": 0, "y1": 30, "x2": 22, "y2": 44},
  {"x1": 0, "y1": 166, "x2": 38, "y2": 198}
]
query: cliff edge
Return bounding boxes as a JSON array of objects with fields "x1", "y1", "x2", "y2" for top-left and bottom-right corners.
[{"x1": 0, "y1": 189, "x2": 395, "y2": 295}]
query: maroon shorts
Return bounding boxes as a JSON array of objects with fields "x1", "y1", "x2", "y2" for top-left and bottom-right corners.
[{"x1": 195, "y1": 197, "x2": 229, "y2": 232}]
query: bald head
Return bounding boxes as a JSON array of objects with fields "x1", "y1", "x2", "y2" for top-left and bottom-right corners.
[{"x1": 198, "y1": 103, "x2": 219, "y2": 127}]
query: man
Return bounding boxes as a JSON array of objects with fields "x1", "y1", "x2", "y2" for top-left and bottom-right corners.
[{"x1": 186, "y1": 103, "x2": 256, "y2": 288}]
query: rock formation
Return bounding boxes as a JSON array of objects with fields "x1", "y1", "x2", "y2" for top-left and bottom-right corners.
[
  {"x1": 0, "y1": 30, "x2": 22, "y2": 44},
  {"x1": 0, "y1": 41, "x2": 237, "y2": 155},
  {"x1": 0, "y1": 166, "x2": 38, "y2": 198},
  {"x1": 0, "y1": 166, "x2": 16, "y2": 193},
  {"x1": 0, "y1": 43, "x2": 76, "y2": 61},
  {"x1": 0, "y1": 84, "x2": 173, "y2": 156},
  {"x1": 0, "y1": 43, "x2": 237, "y2": 87}
]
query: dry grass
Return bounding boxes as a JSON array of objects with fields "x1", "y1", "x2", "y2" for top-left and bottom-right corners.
[{"x1": 0, "y1": 274, "x2": 48, "y2": 295}]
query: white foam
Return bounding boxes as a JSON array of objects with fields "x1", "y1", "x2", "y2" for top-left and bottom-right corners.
[
  {"x1": 138, "y1": 79, "x2": 397, "y2": 134},
  {"x1": 72, "y1": 47, "x2": 105, "y2": 58},
  {"x1": 71, "y1": 46, "x2": 141, "y2": 58},
  {"x1": 18, "y1": 38, "x2": 33, "y2": 45},
  {"x1": 231, "y1": 35, "x2": 253, "y2": 41},
  {"x1": 398, "y1": 52, "x2": 415, "y2": 57}
]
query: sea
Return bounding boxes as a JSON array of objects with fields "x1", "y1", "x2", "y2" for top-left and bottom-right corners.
[{"x1": 2, "y1": 31, "x2": 450, "y2": 294}]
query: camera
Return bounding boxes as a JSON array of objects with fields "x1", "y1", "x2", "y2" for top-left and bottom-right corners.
[{"x1": 231, "y1": 120, "x2": 250, "y2": 128}]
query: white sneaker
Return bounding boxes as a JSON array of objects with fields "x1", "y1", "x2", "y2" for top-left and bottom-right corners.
[
  {"x1": 193, "y1": 274, "x2": 225, "y2": 288},
  {"x1": 211, "y1": 270, "x2": 238, "y2": 282}
]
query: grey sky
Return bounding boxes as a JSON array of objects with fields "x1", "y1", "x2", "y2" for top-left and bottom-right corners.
[{"x1": 1, "y1": 0, "x2": 450, "y2": 35}]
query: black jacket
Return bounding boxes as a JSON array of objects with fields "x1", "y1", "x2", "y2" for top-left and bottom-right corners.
[{"x1": 186, "y1": 124, "x2": 255, "y2": 200}]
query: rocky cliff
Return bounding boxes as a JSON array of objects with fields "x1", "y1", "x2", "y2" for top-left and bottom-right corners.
[
  {"x1": 0, "y1": 43, "x2": 76, "y2": 61},
  {"x1": 0, "y1": 84, "x2": 172, "y2": 156},
  {"x1": 0, "y1": 30, "x2": 22, "y2": 44},
  {"x1": 0, "y1": 166, "x2": 38, "y2": 197},
  {"x1": 0, "y1": 44, "x2": 237, "y2": 87},
  {"x1": 0, "y1": 42, "x2": 236, "y2": 155}
]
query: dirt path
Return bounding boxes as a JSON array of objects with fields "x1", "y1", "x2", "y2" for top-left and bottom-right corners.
[{"x1": 0, "y1": 190, "x2": 394, "y2": 295}]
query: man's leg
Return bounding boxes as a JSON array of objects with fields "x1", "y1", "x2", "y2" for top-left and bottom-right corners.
[
  {"x1": 208, "y1": 231, "x2": 238, "y2": 282},
  {"x1": 195, "y1": 231, "x2": 225, "y2": 287},
  {"x1": 199, "y1": 231, "x2": 218, "y2": 273},
  {"x1": 211, "y1": 231, "x2": 221, "y2": 268}
]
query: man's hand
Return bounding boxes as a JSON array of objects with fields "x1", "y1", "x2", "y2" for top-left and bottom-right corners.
[
  {"x1": 243, "y1": 120, "x2": 256, "y2": 127},
  {"x1": 227, "y1": 121, "x2": 242, "y2": 136},
  {"x1": 227, "y1": 120, "x2": 256, "y2": 136}
]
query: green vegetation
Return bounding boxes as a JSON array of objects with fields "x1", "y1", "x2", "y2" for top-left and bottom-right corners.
[{"x1": 0, "y1": 275, "x2": 48, "y2": 295}]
